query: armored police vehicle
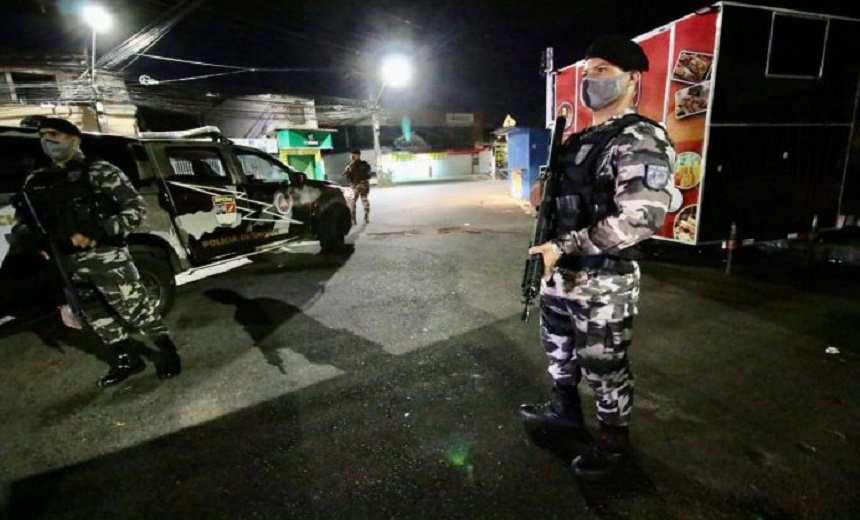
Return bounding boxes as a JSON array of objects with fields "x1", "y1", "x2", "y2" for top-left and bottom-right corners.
[{"x1": 0, "y1": 125, "x2": 353, "y2": 316}]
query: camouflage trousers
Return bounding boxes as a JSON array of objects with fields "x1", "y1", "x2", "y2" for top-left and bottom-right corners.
[
  {"x1": 351, "y1": 181, "x2": 370, "y2": 221},
  {"x1": 67, "y1": 246, "x2": 168, "y2": 347},
  {"x1": 539, "y1": 262, "x2": 640, "y2": 426}
]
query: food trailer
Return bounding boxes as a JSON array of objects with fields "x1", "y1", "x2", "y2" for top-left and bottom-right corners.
[{"x1": 547, "y1": 1, "x2": 859, "y2": 245}]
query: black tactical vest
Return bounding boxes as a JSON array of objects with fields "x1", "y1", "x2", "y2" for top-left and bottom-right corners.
[
  {"x1": 348, "y1": 159, "x2": 371, "y2": 183},
  {"x1": 21, "y1": 159, "x2": 121, "y2": 254},
  {"x1": 554, "y1": 113, "x2": 660, "y2": 236}
]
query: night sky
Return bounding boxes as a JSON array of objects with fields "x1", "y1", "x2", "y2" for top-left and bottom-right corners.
[{"x1": 1, "y1": 0, "x2": 858, "y2": 126}]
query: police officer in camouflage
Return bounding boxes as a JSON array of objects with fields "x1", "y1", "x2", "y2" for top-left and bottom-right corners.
[
  {"x1": 343, "y1": 150, "x2": 372, "y2": 224},
  {"x1": 517, "y1": 36, "x2": 675, "y2": 480},
  {"x1": 14, "y1": 118, "x2": 181, "y2": 387}
]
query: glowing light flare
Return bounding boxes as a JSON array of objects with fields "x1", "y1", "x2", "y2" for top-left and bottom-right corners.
[
  {"x1": 82, "y1": 4, "x2": 113, "y2": 33},
  {"x1": 444, "y1": 445, "x2": 470, "y2": 468},
  {"x1": 381, "y1": 55, "x2": 413, "y2": 88}
]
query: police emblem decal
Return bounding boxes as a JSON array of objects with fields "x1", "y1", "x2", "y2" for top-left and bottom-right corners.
[
  {"x1": 644, "y1": 164, "x2": 670, "y2": 189},
  {"x1": 213, "y1": 195, "x2": 239, "y2": 226},
  {"x1": 273, "y1": 192, "x2": 292, "y2": 216},
  {"x1": 574, "y1": 144, "x2": 593, "y2": 165}
]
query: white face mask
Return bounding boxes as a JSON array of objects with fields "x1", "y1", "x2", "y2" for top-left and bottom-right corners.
[
  {"x1": 40, "y1": 139, "x2": 76, "y2": 162},
  {"x1": 581, "y1": 72, "x2": 630, "y2": 110}
]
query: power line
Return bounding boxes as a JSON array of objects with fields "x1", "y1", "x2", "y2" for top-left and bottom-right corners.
[
  {"x1": 134, "y1": 53, "x2": 341, "y2": 73},
  {"x1": 135, "y1": 53, "x2": 247, "y2": 70},
  {"x1": 142, "y1": 69, "x2": 249, "y2": 84}
]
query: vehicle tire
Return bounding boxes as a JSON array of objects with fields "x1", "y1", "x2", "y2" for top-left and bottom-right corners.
[
  {"x1": 129, "y1": 247, "x2": 176, "y2": 315},
  {"x1": 318, "y1": 204, "x2": 351, "y2": 254}
]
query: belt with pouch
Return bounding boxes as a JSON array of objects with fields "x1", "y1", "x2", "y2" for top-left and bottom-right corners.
[{"x1": 557, "y1": 254, "x2": 635, "y2": 275}]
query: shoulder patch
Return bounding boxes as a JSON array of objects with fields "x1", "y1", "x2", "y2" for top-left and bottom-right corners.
[{"x1": 644, "y1": 164, "x2": 670, "y2": 190}]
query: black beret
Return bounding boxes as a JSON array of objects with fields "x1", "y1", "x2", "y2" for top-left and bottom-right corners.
[
  {"x1": 585, "y1": 35, "x2": 649, "y2": 72},
  {"x1": 38, "y1": 117, "x2": 82, "y2": 137}
]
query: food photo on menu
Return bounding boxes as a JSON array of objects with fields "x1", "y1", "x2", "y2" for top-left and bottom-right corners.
[
  {"x1": 672, "y1": 50, "x2": 713, "y2": 84},
  {"x1": 674, "y1": 151, "x2": 702, "y2": 189},
  {"x1": 675, "y1": 81, "x2": 710, "y2": 119},
  {"x1": 557, "y1": 102, "x2": 573, "y2": 129},
  {"x1": 673, "y1": 205, "x2": 698, "y2": 244}
]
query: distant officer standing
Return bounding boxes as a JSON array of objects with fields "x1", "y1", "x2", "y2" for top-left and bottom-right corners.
[
  {"x1": 343, "y1": 150, "x2": 372, "y2": 224},
  {"x1": 14, "y1": 118, "x2": 181, "y2": 387},
  {"x1": 517, "y1": 36, "x2": 675, "y2": 480}
]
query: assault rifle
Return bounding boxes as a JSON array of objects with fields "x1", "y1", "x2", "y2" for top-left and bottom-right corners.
[
  {"x1": 18, "y1": 188, "x2": 88, "y2": 328},
  {"x1": 521, "y1": 116, "x2": 566, "y2": 322}
]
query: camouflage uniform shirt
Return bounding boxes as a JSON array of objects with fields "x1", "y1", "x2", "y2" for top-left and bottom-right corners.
[
  {"x1": 18, "y1": 152, "x2": 167, "y2": 345},
  {"x1": 85, "y1": 157, "x2": 147, "y2": 240},
  {"x1": 552, "y1": 108, "x2": 675, "y2": 256},
  {"x1": 537, "y1": 109, "x2": 675, "y2": 427},
  {"x1": 18, "y1": 152, "x2": 147, "y2": 249},
  {"x1": 344, "y1": 159, "x2": 372, "y2": 185}
]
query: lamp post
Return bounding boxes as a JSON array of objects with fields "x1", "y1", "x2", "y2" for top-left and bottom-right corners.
[
  {"x1": 81, "y1": 4, "x2": 113, "y2": 93},
  {"x1": 372, "y1": 54, "x2": 412, "y2": 186}
]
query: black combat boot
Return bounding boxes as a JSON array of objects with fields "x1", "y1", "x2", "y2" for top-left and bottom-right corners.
[
  {"x1": 570, "y1": 423, "x2": 630, "y2": 481},
  {"x1": 153, "y1": 334, "x2": 182, "y2": 380},
  {"x1": 98, "y1": 339, "x2": 145, "y2": 387},
  {"x1": 516, "y1": 384, "x2": 584, "y2": 430}
]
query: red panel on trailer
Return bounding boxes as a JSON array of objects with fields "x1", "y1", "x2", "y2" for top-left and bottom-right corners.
[
  {"x1": 636, "y1": 29, "x2": 671, "y2": 123},
  {"x1": 661, "y1": 12, "x2": 718, "y2": 242},
  {"x1": 554, "y1": 65, "x2": 578, "y2": 140}
]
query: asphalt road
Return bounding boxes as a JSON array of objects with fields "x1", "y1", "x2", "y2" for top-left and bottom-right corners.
[{"x1": 1, "y1": 180, "x2": 858, "y2": 519}]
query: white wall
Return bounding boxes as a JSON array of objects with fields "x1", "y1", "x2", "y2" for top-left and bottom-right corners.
[
  {"x1": 382, "y1": 150, "x2": 490, "y2": 183},
  {"x1": 232, "y1": 138, "x2": 278, "y2": 154},
  {"x1": 477, "y1": 150, "x2": 493, "y2": 175},
  {"x1": 325, "y1": 149, "x2": 490, "y2": 184}
]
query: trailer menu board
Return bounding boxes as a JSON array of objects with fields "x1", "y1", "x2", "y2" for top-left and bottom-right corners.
[
  {"x1": 662, "y1": 13, "x2": 718, "y2": 243},
  {"x1": 554, "y1": 11, "x2": 718, "y2": 244}
]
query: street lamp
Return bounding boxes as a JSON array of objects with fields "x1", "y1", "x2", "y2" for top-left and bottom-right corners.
[
  {"x1": 380, "y1": 55, "x2": 413, "y2": 89},
  {"x1": 81, "y1": 4, "x2": 113, "y2": 92},
  {"x1": 372, "y1": 54, "x2": 412, "y2": 185}
]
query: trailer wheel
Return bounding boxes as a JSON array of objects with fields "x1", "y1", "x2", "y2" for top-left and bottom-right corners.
[{"x1": 129, "y1": 246, "x2": 176, "y2": 315}]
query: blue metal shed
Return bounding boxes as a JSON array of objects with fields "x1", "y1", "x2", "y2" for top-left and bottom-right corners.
[{"x1": 504, "y1": 127, "x2": 550, "y2": 201}]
